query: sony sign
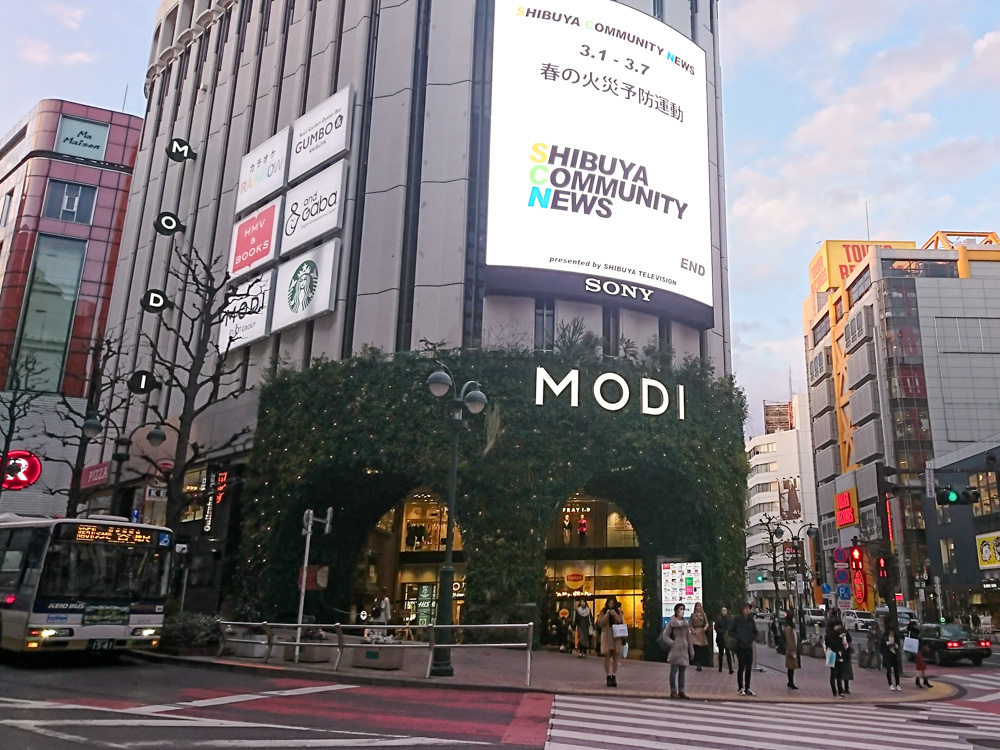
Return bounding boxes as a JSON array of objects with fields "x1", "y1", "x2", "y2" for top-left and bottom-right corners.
[{"x1": 534, "y1": 366, "x2": 685, "y2": 417}]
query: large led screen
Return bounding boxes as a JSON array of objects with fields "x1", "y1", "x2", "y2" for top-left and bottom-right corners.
[{"x1": 486, "y1": 1, "x2": 712, "y2": 315}]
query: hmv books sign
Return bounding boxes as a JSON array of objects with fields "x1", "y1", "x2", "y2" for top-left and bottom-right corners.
[
  {"x1": 219, "y1": 271, "x2": 274, "y2": 350},
  {"x1": 281, "y1": 161, "x2": 348, "y2": 255},
  {"x1": 289, "y1": 87, "x2": 353, "y2": 182},
  {"x1": 272, "y1": 240, "x2": 340, "y2": 333},
  {"x1": 235, "y1": 128, "x2": 291, "y2": 213},
  {"x1": 229, "y1": 196, "x2": 282, "y2": 280}
]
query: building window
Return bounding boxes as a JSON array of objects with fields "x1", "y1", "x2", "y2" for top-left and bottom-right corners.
[
  {"x1": 834, "y1": 298, "x2": 844, "y2": 322},
  {"x1": 860, "y1": 507, "x2": 880, "y2": 540},
  {"x1": 602, "y1": 307, "x2": 620, "y2": 357},
  {"x1": 940, "y1": 537, "x2": 957, "y2": 575},
  {"x1": 1, "y1": 191, "x2": 12, "y2": 226},
  {"x1": 14, "y1": 235, "x2": 87, "y2": 392},
  {"x1": 746, "y1": 442, "x2": 777, "y2": 460},
  {"x1": 812, "y1": 313, "x2": 831, "y2": 346},
  {"x1": 749, "y1": 461, "x2": 778, "y2": 478},
  {"x1": 534, "y1": 298, "x2": 554, "y2": 352},
  {"x1": 44, "y1": 181, "x2": 97, "y2": 224},
  {"x1": 936, "y1": 504, "x2": 951, "y2": 525},
  {"x1": 970, "y1": 472, "x2": 999, "y2": 517},
  {"x1": 848, "y1": 267, "x2": 872, "y2": 306},
  {"x1": 748, "y1": 481, "x2": 779, "y2": 499}
]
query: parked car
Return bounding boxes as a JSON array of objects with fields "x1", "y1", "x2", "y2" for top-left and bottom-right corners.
[
  {"x1": 919, "y1": 623, "x2": 992, "y2": 666},
  {"x1": 843, "y1": 609, "x2": 876, "y2": 632},
  {"x1": 803, "y1": 608, "x2": 826, "y2": 627}
]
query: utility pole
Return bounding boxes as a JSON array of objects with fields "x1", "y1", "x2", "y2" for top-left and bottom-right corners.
[{"x1": 876, "y1": 463, "x2": 901, "y2": 626}]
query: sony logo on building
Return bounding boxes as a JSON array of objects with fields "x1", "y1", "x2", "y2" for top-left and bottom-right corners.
[
  {"x1": 534, "y1": 366, "x2": 685, "y2": 417},
  {"x1": 584, "y1": 277, "x2": 654, "y2": 302}
]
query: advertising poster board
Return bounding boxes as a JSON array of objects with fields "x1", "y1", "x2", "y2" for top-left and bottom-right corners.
[
  {"x1": 281, "y1": 160, "x2": 348, "y2": 255},
  {"x1": 218, "y1": 271, "x2": 274, "y2": 350},
  {"x1": 235, "y1": 128, "x2": 291, "y2": 213},
  {"x1": 228, "y1": 196, "x2": 282, "y2": 280},
  {"x1": 55, "y1": 116, "x2": 110, "y2": 160},
  {"x1": 660, "y1": 561, "x2": 703, "y2": 626},
  {"x1": 486, "y1": 0, "x2": 711, "y2": 315},
  {"x1": 289, "y1": 87, "x2": 353, "y2": 182},
  {"x1": 272, "y1": 240, "x2": 340, "y2": 332}
]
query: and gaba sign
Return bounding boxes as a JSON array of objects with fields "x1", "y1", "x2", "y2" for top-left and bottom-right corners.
[
  {"x1": 534, "y1": 366, "x2": 685, "y2": 417},
  {"x1": 219, "y1": 271, "x2": 274, "y2": 350},
  {"x1": 272, "y1": 240, "x2": 340, "y2": 332},
  {"x1": 289, "y1": 87, "x2": 353, "y2": 181},
  {"x1": 281, "y1": 161, "x2": 348, "y2": 255},
  {"x1": 235, "y1": 128, "x2": 291, "y2": 213},
  {"x1": 229, "y1": 197, "x2": 282, "y2": 279}
]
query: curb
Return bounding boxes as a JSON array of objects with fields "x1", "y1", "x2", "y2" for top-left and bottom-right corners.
[{"x1": 128, "y1": 651, "x2": 960, "y2": 704}]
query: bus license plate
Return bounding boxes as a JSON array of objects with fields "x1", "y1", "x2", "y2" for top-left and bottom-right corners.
[{"x1": 88, "y1": 639, "x2": 116, "y2": 651}]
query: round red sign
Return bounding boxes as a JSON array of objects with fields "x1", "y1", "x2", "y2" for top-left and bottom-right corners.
[{"x1": 3, "y1": 450, "x2": 42, "y2": 491}]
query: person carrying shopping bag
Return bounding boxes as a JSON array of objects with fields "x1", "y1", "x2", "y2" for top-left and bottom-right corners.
[
  {"x1": 597, "y1": 596, "x2": 625, "y2": 687},
  {"x1": 661, "y1": 603, "x2": 695, "y2": 699}
]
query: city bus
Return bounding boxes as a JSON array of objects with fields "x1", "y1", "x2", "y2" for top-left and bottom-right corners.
[{"x1": 0, "y1": 514, "x2": 173, "y2": 654}]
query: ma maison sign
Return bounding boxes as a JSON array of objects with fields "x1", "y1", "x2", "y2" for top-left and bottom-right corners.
[{"x1": 535, "y1": 367, "x2": 685, "y2": 418}]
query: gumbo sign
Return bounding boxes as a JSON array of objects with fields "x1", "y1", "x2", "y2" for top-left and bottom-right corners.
[{"x1": 534, "y1": 367, "x2": 685, "y2": 417}]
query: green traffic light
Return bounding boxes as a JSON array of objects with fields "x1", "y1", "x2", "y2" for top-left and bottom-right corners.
[{"x1": 946, "y1": 489, "x2": 959, "y2": 503}]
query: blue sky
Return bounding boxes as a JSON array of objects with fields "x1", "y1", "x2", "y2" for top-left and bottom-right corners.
[{"x1": 2, "y1": 1, "x2": 999, "y2": 435}]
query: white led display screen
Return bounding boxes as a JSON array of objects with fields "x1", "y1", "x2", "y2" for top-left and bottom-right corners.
[{"x1": 486, "y1": 1, "x2": 712, "y2": 316}]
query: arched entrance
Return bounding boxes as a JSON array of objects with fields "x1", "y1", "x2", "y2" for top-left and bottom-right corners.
[{"x1": 544, "y1": 491, "x2": 644, "y2": 653}]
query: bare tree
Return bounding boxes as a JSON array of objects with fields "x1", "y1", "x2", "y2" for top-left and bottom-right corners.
[
  {"x1": 37, "y1": 338, "x2": 129, "y2": 517},
  {"x1": 0, "y1": 353, "x2": 48, "y2": 502},
  {"x1": 136, "y1": 238, "x2": 254, "y2": 530}
]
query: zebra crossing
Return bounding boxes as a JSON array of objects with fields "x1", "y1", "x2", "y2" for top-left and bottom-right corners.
[
  {"x1": 545, "y1": 694, "x2": 1000, "y2": 749},
  {"x1": 936, "y1": 669, "x2": 1000, "y2": 702}
]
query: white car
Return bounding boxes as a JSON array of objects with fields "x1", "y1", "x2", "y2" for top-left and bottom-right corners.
[{"x1": 843, "y1": 609, "x2": 875, "y2": 632}]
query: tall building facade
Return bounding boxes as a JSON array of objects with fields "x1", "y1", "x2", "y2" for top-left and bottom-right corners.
[
  {"x1": 0, "y1": 100, "x2": 141, "y2": 513},
  {"x1": 803, "y1": 234, "x2": 1000, "y2": 620},
  {"x1": 102, "y1": 0, "x2": 733, "y2": 614},
  {"x1": 745, "y1": 393, "x2": 818, "y2": 611}
]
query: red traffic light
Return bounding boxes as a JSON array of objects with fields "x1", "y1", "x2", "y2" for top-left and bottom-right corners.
[{"x1": 849, "y1": 546, "x2": 863, "y2": 569}]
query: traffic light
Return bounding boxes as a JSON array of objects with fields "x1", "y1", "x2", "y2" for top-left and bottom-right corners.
[
  {"x1": 877, "y1": 556, "x2": 888, "y2": 579},
  {"x1": 936, "y1": 487, "x2": 959, "y2": 506},
  {"x1": 936, "y1": 486, "x2": 981, "y2": 505},
  {"x1": 960, "y1": 487, "x2": 982, "y2": 505},
  {"x1": 849, "y1": 546, "x2": 863, "y2": 571},
  {"x1": 755, "y1": 573, "x2": 767, "y2": 583}
]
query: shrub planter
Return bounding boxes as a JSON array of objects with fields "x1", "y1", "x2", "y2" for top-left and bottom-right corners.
[
  {"x1": 351, "y1": 645, "x2": 404, "y2": 670},
  {"x1": 283, "y1": 643, "x2": 333, "y2": 663},
  {"x1": 231, "y1": 635, "x2": 269, "y2": 659}
]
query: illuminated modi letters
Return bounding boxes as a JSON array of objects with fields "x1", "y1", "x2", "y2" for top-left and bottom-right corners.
[{"x1": 534, "y1": 366, "x2": 685, "y2": 417}]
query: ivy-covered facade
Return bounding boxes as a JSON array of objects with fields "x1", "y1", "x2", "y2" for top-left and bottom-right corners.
[{"x1": 232, "y1": 348, "x2": 747, "y2": 657}]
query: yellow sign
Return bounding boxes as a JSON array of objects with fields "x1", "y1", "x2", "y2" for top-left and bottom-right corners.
[
  {"x1": 808, "y1": 240, "x2": 917, "y2": 293},
  {"x1": 834, "y1": 487, "x2": 859, "y2": 529},
  {"x1": 976, "y1": 532, "x2": 1000, "y2": 570}
]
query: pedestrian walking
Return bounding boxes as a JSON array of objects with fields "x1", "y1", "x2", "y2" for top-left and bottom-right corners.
[
  {"x1": 883, "y1": 620, "x2": 903, "y2": 691},
  {"x1": 597, "y1": 596, "x2": 625, "y2": 687},
  {"x1": 783, "y1": 612, "x2": 799, "y2": 689},
  {"x1": 866, "y1": 619, "x2": 883, "y2": 670},
  {"x1": 914, "y1": 641, "x2": 932, "y2": 688},
  {"x1": 840, "y1": 627, "x2": 854, "y2": 695},
  {"x1": 371, "y1": 587, "x2": 390, "y2": 633},
  {"x1": 825, "y1": 620, "x2": 847, "y2": 698},
  {"x1": 689, "y1": 602, "x2": 710, "y2": 671},
  {"x1": 715, "y1": 607, "x2": 734, "y2": 674},
  {"x1": 728, "y1": 602, "x2": 758, "y2": 696},
  {"x1": 574, "y1": 599, "x2": 593, "y2": 658},
  {"x1": 662, "y1": 603, "x2": 695, "y2": 699}
]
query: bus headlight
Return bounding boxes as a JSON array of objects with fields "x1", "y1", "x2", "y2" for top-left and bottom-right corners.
[
  {"x1": 28, "y1": 628, "x2": 74, "y2": 638},
  {"x1": 132, "y1": 628, "x2": 159, "y2": 637}
]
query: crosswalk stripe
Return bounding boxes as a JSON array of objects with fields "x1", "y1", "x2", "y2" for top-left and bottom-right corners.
[
  {"x1": 551, "y1": 708, "x2": 986, "y2": 749},
  {"x1": 968, "y1": 689, "x2": 1000, "y2": 703}
]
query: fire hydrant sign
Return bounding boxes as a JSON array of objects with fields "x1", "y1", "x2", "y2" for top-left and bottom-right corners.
[
  {"x1": 229, "y1": 197, "x2": 282, "y2": 280},
  {"x1": 486, "y1": 0, "x2": 712, "y2": 308}
]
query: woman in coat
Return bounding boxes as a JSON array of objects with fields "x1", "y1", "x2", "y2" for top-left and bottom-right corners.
[
  {"x1": 597, "y1": 596, "x2": 625, "y2": 687},
  {"x1": 688, "y1": 602, "x2": 710, "y2": 671},
  {"x1": 824, "y1": 620, "x2": 847, "y2": 698},
  {"x1": 783, "y1": 612, "x2": 799, "y2": 689},
  {"x1": 662, "y1": 603, "x2": 695, "y2": 699},
  {"x1": 574, "y1": 599, "x2": 593, "y2": 658}
]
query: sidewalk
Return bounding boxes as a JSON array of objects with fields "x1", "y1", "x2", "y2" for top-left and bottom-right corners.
[{"x1": 143, "y1": 642, "x2": 958, "y2": 704}]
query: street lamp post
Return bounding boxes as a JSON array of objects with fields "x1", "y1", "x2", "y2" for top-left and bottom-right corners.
[
  {"x1": 763, "y1": 516, "x2": 816, "y2": 649},
  {"x1": 426, "y1": 364, "x2": 487, "y2": 678},
  {"x1": 109, "y1": 423, "x2": 167, "y2": 518}
]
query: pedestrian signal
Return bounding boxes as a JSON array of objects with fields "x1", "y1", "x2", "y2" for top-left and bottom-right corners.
[
  {"x1": 877, "y1": 556, "x2": 888, "y2": 579},
  {"x1": 849, "y1": 546, "x2": 863, "y2": 571}
]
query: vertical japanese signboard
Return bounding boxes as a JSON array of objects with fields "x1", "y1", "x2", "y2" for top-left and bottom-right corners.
[
  {"x1": 660, "y1": 561, "x2": 703, "y2": 626},
  {"x1": 486, "y1": 1, "x2": 712, "y2": 315}
]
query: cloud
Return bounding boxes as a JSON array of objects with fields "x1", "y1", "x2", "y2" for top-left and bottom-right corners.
[
  {"x1": 912, "y1": 136, "x2": 1000, "y2": 182},
  {"x1": 731, "y1": 334, "x2": 808, "y2": 436},
  {"x1": 43, "y1": 2, "x2": 87, "y2": 30},
  {"x1": 969, "y1": 24, "x2": 1000, "y2": 88},
  {"x1": 16, "y1": 38, "x2": 98, "y2": 66}
]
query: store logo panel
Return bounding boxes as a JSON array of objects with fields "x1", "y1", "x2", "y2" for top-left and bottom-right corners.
[
  {"x1": 219, "y1": 270, "x2": 274, "y2": 350},
  {"x1": 235, "y1": 127, "x2": 291, "y2": 214},
  {"x1": 272, "y1": 240, "x2": 340, "y2": 332},
  {"x1": 228, "y1": 197, "x2": 283, "y2": 280},
  {"x1": 281, "y1": 161, "x2": 348, "y2": 256},
  {"x1": 289, "y1": 87, "x2": 354, "y2": 182}
]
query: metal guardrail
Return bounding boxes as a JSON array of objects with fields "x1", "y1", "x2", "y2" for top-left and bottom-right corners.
[{"x1": 217, "y1": 621, "x2": 535, "y2": 686}]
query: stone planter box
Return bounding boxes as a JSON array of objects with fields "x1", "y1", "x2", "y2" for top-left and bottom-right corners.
[
  {"x1": 283, "y1": 643, "x2": 333, "y2": 663},
  {"x1": 231, "y1": 636, "x2": 269, "y2": 659},
  {"x1": 351, "y1": 645, "x2": 404, "y2": 670}
]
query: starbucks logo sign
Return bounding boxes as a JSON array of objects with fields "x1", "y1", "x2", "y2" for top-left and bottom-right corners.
[{"x1": 288, "y1": 260, "x2": 319, "y2": 313}]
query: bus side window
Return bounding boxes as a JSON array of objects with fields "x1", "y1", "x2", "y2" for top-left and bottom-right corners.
[
  {"x1": 0, "y1": 530, "x2": 30, "y2": 590},
  {"x1": 18, "y1": 529, "x2": 48, "y2": 594}
]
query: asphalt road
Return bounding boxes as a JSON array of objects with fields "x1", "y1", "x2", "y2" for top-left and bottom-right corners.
[{"x1": 0, "y1": 654, "x2": 549, "y2": 749}]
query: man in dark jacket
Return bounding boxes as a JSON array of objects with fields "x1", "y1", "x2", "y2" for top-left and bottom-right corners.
[
  {"x1": 715, "y1": 606, "x2": 734, "y2": 674},
  {"x1": 728, "y1": 602, "x2": 758, "y2": 696}
]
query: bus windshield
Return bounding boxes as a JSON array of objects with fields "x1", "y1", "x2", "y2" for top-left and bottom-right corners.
[{"x1": 37, "y1": 541, "x2": 171, "y2": 600}]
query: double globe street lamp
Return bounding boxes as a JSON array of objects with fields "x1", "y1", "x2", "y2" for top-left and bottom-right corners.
[
  {"x1": 425, "y1": 364, "x2": 487, "y2": 677},
  {"x1": 764, "y1": 516, "x2": 818, "y2": 645}
]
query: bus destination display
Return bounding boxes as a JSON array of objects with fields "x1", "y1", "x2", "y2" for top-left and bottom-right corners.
[{"x1": 75, "y1": 525, "x2": 153, "y2": 545}]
